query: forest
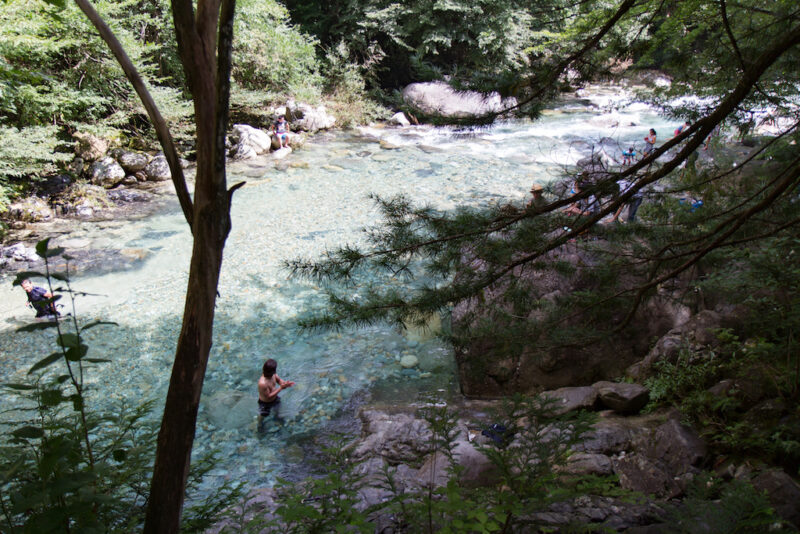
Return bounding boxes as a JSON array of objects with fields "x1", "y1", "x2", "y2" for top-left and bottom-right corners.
[{"x1": 1, "y1": 0, "x2": 799, "y2": 531}]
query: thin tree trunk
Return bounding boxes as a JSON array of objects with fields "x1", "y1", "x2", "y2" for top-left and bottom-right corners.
[{"x1": 143, "y1": 0, "x2": 237, "y2": 531}]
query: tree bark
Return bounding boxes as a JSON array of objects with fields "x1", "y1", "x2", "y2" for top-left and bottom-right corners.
[
  {"x1": 141, "y1": 0, "x2": 237, "y2": 532},
  {"x1": 75, "y1": 0, "x2": 239, "y2": 530}
]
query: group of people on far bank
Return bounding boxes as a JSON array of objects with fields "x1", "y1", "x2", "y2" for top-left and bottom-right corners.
[{"x1": 529, "y1": 123, "x2": 693, "y2": 223}]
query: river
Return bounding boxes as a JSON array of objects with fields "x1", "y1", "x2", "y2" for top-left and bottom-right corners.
[{"x1": 0, "y1": 84, "x2": 677, "y2": 492}]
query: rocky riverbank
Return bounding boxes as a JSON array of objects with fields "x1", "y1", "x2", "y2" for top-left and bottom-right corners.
[{"x1": 214, "y1": 379, "x2": 800, "y2": 532}]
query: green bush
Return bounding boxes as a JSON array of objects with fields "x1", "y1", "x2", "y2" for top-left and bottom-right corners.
[{"x1": 232, "y1": 0, "x2": 321, "y2": 95}]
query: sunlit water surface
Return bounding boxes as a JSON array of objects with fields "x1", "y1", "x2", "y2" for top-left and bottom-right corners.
[{"x1": 0, "y1": 85, "x2": 678, "y2": 492}]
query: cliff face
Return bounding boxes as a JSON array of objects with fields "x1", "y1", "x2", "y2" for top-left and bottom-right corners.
[{"x1": 451, "y1": 240, "x2": 701, "y2": 397}]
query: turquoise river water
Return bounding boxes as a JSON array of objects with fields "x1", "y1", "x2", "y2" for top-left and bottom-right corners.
[{"x1": 0, "y1": 85, "x2": 678, "y2": 492}]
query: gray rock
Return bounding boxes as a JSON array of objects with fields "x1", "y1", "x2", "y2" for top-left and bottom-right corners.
[
  {"x1": 354, "y1": 410, "x2": 432, "y2": 463},
  {"x1": 613, "y1": 453, "x2": 681, "y2": 498},
  {"x1": 402, "y1": 81, "x2": 517, "y2": 119},
  {"x1": 593, "y1": 381, "x2": 650, "y2": 414},
  {"x1": 116, "y1": 150, "x2": 150, "y2": 172},
  {"x1": 644, "y1": 419, "x2": 706, "y2": 477},
  {"x1": 286, "y1": 100, "x2": 336, "y2": 132},
  {"x1": 107, "y1": 189, "x2": 153, "y2": 203},
  {"x1": 541, "y1": 386, "x2": 598, "y2": 415},
  {"x1": 562, "y1": 452, "x2": 613, "y2": 476},
  {"x1": 7, "y1": 197, "x2": 54, "y2": 222},
  {"x1": 399, "y1": 355, "x2": 418, "y2": 369},
  {"x1": 574, "y1": 419, "x2": 632, "y2": 454},
  {"x1": 751, "y1": 469, "x2": 800, "y2": 528},
  {"x1": 230, "y1": 124, "x2": 273, "y2": 159},
  {"x1": 144, "y1": 155, "x2": 171, "y2": 181},
  {"x1": 89, "y1": 157, "x2": 126, "y2": 188},
  {"x1": 3, "y1": 243, "x2": 39, "y2": 262},
  {"x1": 73, "y1": 131, "x2": 108, "y2": 161},
  {"x1": 387, "y1": 112, "x2": 411, "y2": 127}
]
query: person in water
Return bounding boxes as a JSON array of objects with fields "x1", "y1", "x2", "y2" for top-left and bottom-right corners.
[
  {"x1": 272, "y1": 115, "x2": 290, "y2": 149},
  {"x1": 20, "y1": 279, "x2": 58, "y2": 318},
  {"x1": 642, "y1": 129, "x2": 657, "y2": 157},
  {"x1": 621, "y1": 146, "x2": 636, "y2": 166},
  {"x1": 258, "y1": 358, "x2": 295, "y2": 430}
]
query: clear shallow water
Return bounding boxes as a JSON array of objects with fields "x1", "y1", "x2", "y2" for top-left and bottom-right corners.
[{"x1": 0, "y1": 85, "x2": 678, "y2": 491}]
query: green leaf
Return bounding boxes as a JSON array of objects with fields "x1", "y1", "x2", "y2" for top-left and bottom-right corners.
[
  {"x1": 57, "y1": 333, "x2": 80, "y2": 349},
  {"x1": 80, "y1": 320, "x2": 118, "y2": 332},
  {"x1": 35, "y1": 238, "x2": 65, "y2": 259},
  {"x1": 41, "y1": 0, "x2": 67, "y2": 9},
  {"x1": 41, "y1": 389, "x2": 65, "y2": 407},
  {"x1": 16, "y1": 321, "x2": 59, "y2": 332},
  {"x1": 28, "y1": 352, "x2": 63, "y2": 374},
  {"x1": 34, "y1": 238, "x2": 51, "y2": 258},
  {"x1": 65, "y1": 344, "x2": 88, "y2": 362},
  {"x1": 12, "y1": 426, "x2": 44, "y2": 439},
  {"x1": 112, "y1": 449, "x2": 127, "y2": 462},
  {"x1": 4, "y1": 383, "x2": 36, "y2": 390},
  {"x1": 84, "y1": 358, "x2": 111, "y2": 364},
  {"x1": 71, "y1": 394, "x2": 83, "y2": 412},
  {"x1": 50, "y1": 272, "x2": 69, "y2": 282},
  {"x1": 56, "y1": 375, "x2": 71, "y2": 384}
]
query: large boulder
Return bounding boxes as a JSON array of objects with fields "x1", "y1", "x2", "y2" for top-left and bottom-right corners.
[
  {"x1": 285, "y1": 100, "x2": 336, "y2": 132},
  {"x1": 402, "y1": 81, "x2": 518, "y2": 119},
  {"x1": 541, "y1": 386, "x2": 598, "y2": 415},
  {"x1": 144, "y1": 154, "x2": 171, "y2": 181},
  {"x1": 229, "y1": 124, "x2": 273, "y2": 160},
  {"x1": 115, "y1": 149, "x2": 150, "y2": 173},
  {"x1": 89, "y1": 157, "x2": 126, "y2": 188},
  {"x1": 73, "y1": 131, "x2": 109, "y2": 161},
  {"x1": 454, "y1": 242, "x2": 692, "y2": 397},
  {"x1": 353, "y1": 410, "x2": 433, "y2": 464},
  {"x1": 641, "y1": 418, "x2": 706, "y2": 477},
  {"x1": 593, "y1": 381, "x2": 650, "y2": 414},
  {"x1": 613, "y1": 453, "x2": 682, "y2": 498},
  {"x1": 750, "y1": 469, "x2": 800, "y2": 528}
]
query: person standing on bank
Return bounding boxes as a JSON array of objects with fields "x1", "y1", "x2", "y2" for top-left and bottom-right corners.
[
  {"x1": 642, "y1": 128, "x2": 657, "y2": 157},
  {"x1": 257, "y1": 358, "x2": 295, "y2": 430},
  {"x1": 20, "y1": 279, "x2": 58, "y2": 318},
  {"x1": 612, "y1": 178, "x2": 644, "y2": 223}
]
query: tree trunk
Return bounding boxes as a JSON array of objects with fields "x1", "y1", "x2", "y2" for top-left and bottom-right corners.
[
  {"x1": 76, "y1": 0, "x2": 239, "y2": 529},
  {"x1": 142, "y1": 0, "x2": 237, "y2": 532}
]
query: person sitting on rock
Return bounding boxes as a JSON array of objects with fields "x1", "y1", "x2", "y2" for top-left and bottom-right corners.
[
  {"x1": 20, "y1": 279, "x2": 59, "y2": 319},
  {"x1": 272, "y1": 115, "x2": 290, "y2": 149}
]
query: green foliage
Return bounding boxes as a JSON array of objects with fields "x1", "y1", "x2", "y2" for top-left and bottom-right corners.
[
  {"x1": 323, "y1": 42, "x2": 389, "y2": 128},
  {"x1": 283, "y1": 0, "x2": 565, "y2": 89},
  {"x1": 0, "y1": 239, "x2": 239, "y2": 532},
  {"x1": 661, "y1": 475, "x2": 796, "y2": 533},
  {"x1": 644, "y1": 231, "x2": 800, "y2": 472},
  {"x1": 231, "y1": 0, "x2": 321, "y2": 96}
]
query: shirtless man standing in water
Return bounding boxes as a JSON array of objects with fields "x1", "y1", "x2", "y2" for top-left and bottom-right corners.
[{"x1": 258, "y1": 358, "x2": 295, "y2": 430}]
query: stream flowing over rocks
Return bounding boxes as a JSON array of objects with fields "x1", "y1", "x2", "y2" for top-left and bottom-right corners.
[{"x1": 2, "y1": 85, "x2": 797, "y2": 527}]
